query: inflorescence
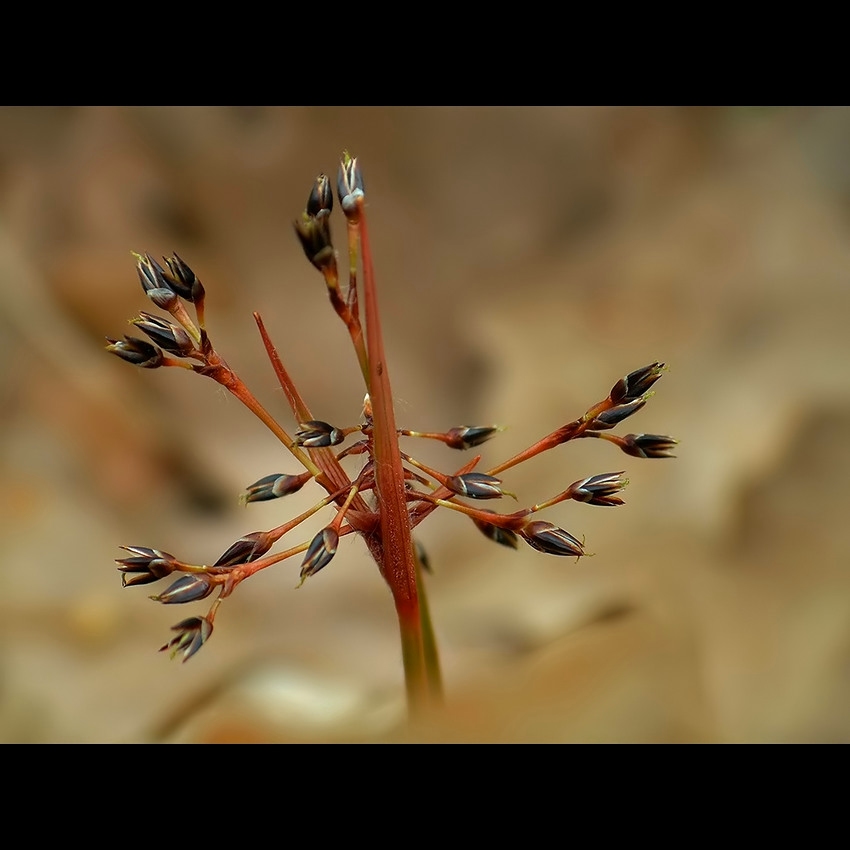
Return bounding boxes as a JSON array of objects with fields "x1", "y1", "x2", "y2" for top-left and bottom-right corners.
[{"x1": 108, "y1": 152, "x2": 678, "y2": 662}]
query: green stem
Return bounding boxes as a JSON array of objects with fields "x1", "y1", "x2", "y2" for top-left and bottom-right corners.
[
  {"x1": 415, "y1": 556, "x2": 443, "y2": 700},
  {"x1": 398, "y1": 599, "x2": 429, "y2": 710}
]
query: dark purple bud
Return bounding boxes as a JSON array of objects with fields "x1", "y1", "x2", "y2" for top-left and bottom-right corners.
[
  {"x1": 136, "y1": 253, "x2": 171, "y2": 295},
  {"x1": 337, "y1": 151, "x2": 365, "y2": 215},
  {"x1": 151, "y1": 573, "x2": 215, "y2": 604},
  {"x1": 162, "y1": 253, "x2": 205, "y2": 304},
  {"x1": 133, "y1": 254, "x2": 178, "y2": 310},
  {"x1": 116, "y1": 545, "x2": 178, "y2": 587},
  {"x1": 213, "y1": 530, "x2": 273, "y2": 567},
  {"x1": 150, "y1": 288, "x2": 179, "y2": 310},
  {"x1": 588, "y1": 398, "x2": 647, "y2": 431},
  {"x1": 131, "y1": 312, "x2": 195, "y2": 356},
  {"x1": 610, "y1": 362, "x2": 665, "y2": 405},
  {"x1": 620, "y1": 434, "x2": 678, "y2": 459},
  {"x1": 444, "y1": 425, "x2": 503, "y2": 450},
  {"x1": 293, "y1": 211, "x2": 335, "y2": 271},
  {"x1": 105, "y1": 336, "x2": 164, "y2": 369},
  {"x1": 569, "y1": 471, "x2": 628, "y2": 506},
  {"x1": 300, "y1": 527, "x2": 339, "y2": 581},
  {"x1": 242, "y1": 472, "x2": 311, "y2": 503},
  {"x1": 295, "y1": 420, "x2": 344, "y2": 448},
  {"x1": 306, "y1": 173, "x2": 333, "y2": 217},
  {"x1": 120, "y1": 572, "x2": 163, "y2": 588},
  {"x1": 472, "y1": 511, "x2": 519, "y2": 550},
  {"x1": 160, "y1": 616, "x2": 213, "y2": 662},
  {"x1": 520, "y1": 521, "x2": 585, "y2": 558},
  {"x1": 446, "y1": 472, "x2": 513, "y2": 500}
]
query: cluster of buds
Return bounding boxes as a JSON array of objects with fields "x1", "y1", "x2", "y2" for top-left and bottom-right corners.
[{"x1": 107, "y1": 152, "x2": 677, "y2": 664}]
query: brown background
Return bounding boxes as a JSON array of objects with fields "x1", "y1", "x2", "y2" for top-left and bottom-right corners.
[{"x1": 1, "y1": 106, "x2": 848, "y2": 742}]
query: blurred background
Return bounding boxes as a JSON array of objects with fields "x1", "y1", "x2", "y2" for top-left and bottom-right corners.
[{"x1": 1, "y1": 106, "x2": 849, "y2": 742}]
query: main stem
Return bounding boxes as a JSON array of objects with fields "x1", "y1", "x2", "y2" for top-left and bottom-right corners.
[{"x1": 358, "y1": 201, "x2": 442, "y2": 713}]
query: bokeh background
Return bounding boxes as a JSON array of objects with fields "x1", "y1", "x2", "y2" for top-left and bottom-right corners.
[{"x1": 1, "y1": 106, "x2": 849, "y2": 742}]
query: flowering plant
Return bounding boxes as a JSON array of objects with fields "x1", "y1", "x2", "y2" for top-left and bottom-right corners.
[{"x1": 108, "y1": 153, "x2": 677, "y2": 714}]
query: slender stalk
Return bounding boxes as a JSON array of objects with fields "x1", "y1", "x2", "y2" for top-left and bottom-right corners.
[
  {"x1": 344, "y1": 218, "x2": 369, "y2": 385},
  {"x1": 213, "y1": 365, "x2": 321, "y2": 478},
  {"x1": 358, "y1": 199, "x2": 442, "y2": 711},
  {"x1": 487, "y1": 399, "x2": 614, "y2": 476},
  {"x1": 253, "y1": 312, "x2": 373, "y2": 517}
]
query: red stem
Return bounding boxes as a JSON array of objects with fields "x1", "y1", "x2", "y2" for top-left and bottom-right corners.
[
  {"x1": 358, "y1": 202, "x2": 435, "y2": 710},
  {"x1": 253, "y1": 312, "x2": 374, "y2": 523}
]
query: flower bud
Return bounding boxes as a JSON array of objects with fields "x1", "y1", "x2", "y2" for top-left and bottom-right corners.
[
  {"x1": 294, "y1": 420, "x2": 345, "y2": 448},
  {"x1": 241, "y1": 472, "x2": 311, "y2": 503},
  {"x1": 160, "y1": 616, "x2": 213, "y2": 662},
  {"x1": 609, "y1": 362, "x2": 665, "y2": 405},
  {"x1": 446, "y1": 472, "x2": 514, "y2": 500},
  {"x1": 520, "y1": 521, "x2": 585, "y2": 557},
  {"x1": 213, "y1": 530, "x2": 274, "y2": 567},
  {"x1": 116, "y1": 546, "x2": 178, "y2": 587},
  {"x1": 105, "y1": 336, "x2": 164, "y2": 369},
  {"x1": 444, "y1": 425, "x2": 504, "y2": 450},
  {"x1": 300, "y1": 527, "x2": 339, "y2": 581},
  {"x1": 135, "y1": 252, "x2": 170, "y2": 295},
  {"x1": 131, "y1": 312, "x2": 196, "y2": 356},
  {"x1": 146, "y1": 287, "x2": 179, "y2": 311},
  {"x1": 619, "y1": 433, "x2": 678, "y2": 459},
  {"x1": 337, "y1": 151, "x2": 365, "y2": 216},
  {"x1": 306, "y1": 173, "x2": 333, "y2": 217},
  {"x1": 162, "y1": 253, "x2": 205, "y2": 304},
  {"x1": 569, "y1": 471, "x2": 628, "y2": 506},
  {"x1": 293, "y1": 211, "x2": 335, "y2": 272},
  {"x1": 151, "y1": 573, "x2": 215, "y2": 604},
  {"x1": 588, "y1": 397, "x2": 647, "y2": 431}
]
